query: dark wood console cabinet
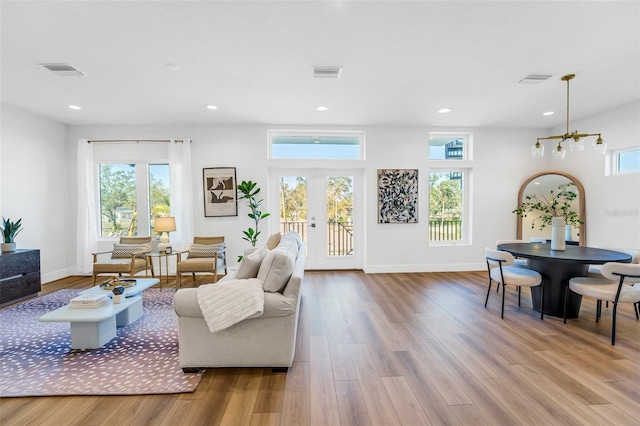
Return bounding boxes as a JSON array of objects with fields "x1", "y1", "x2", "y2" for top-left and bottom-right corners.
[{"x1": 0, "y1": 249, "x2": 41, "y2": 307}]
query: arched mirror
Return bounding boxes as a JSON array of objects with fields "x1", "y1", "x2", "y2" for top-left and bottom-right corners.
[{"x1": 516, "y1": 171, "x2": 586, "y2": 246}]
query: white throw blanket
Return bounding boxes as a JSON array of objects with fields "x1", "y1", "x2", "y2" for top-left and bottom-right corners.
[{"x1": 196, "y1": 278, "x2": 264, "y2": 333}]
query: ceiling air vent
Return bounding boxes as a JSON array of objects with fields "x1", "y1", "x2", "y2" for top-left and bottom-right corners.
[
  {"x1": 518, "y1": 73, "x2": 552, "y2": 84},
  {"x1": 312, "y1": 66, "x2": 342, "y2": 79},
  {"x1": 39, "y1": 63, "x2": 85, "y2": 76}
]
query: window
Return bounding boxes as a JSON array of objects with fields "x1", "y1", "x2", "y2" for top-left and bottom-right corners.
[
  {"x1": 614, "y1": 147, "x2": 640, "y2": 174},
  {"x1": 428, "y1": 132, "x2": 472, "y2": 245},
  {"x1": 269, "y1": 130, "x2": 364, "y2": 160},
  {"x1": 98, "y1": 163, "x2": 170, "y2": 237},
  {"x1": 429, "y1": 170, "x2": 467, "y2": 243},
  {"x1": 429, "y1": 133, "x2": 471, "y2": 160}
]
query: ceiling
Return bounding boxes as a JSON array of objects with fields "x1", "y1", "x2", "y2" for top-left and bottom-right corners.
[{"x1": 1, "y1": 1, "x2": 639, "y2": 129}]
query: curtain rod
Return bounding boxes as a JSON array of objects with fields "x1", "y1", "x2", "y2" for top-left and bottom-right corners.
[{"x1": 87, "y1": 139, "x2": 184, "y2": 143}]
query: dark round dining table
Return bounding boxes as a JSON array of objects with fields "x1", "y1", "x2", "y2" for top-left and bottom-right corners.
[{"x1": 496, "y1": 243, "x2": 632, "y2": 318}]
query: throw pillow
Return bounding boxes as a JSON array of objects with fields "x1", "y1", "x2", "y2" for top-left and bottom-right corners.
[
  {"x1": 235, "y1": 247, "x2": 267, "y2": 279},
  {"x1": 266, "y1": 233, "x2": 281, "y2": 250},
  {"x1": 111, "y1": 243, "x2": 151, "y2": 259},
  {"x1": 188, "y1": 243, "x2": 226, "y2": 258},
  {"x1": 257, "y1": 247, "x2": 296, "y2": 292}
]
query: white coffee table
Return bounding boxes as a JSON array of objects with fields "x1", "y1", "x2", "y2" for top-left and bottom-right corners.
[
  {"x1": 39, "y1": 296, "x2": 143, "y2": 349},
  {"x1": 80, "y1": 277, "x2": 159, "y2": 298}
]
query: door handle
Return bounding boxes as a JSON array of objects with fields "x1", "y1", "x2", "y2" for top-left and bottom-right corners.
[{"x1": 310, "y1": 223, "x2": 316, "y2": 228}]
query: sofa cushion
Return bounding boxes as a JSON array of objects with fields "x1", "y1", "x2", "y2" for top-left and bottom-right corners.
[
  {"x1": 188, "y1": 243, "x2": 225, "y2": 259},
  {"x1": 266, "y1": 233, "x2": 281, "y2": 250},
  {"x1": 283, "y1": 231, "x2": 302, "y2": 248},
  {"x1": 257, "y1": 242, "x2": 297, "y2": 293},
  {"x1": 235, "y1": 247, "x2": 267, "y2": 279},
  {"x1": 111, "y1": 243, "x2": 150, "y2": 259}
]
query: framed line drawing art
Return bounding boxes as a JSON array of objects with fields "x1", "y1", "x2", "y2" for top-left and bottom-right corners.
[
  {"x1": 203, "y1": 167, "x2": 238, "y2": 217},
  {"x1": 378, "y1": 169, "x2": 418, "y2": 223}
]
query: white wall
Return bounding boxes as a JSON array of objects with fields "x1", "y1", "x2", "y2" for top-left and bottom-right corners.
[
  {"x1": 545, "y1": 100, "x2": 640, "y2": 249},
  {"x1": 0, "y1": 104, "x2": 74, "y2": 282},
  {"x1": 4, "y1": 101, "x2": 638, "y2": 282},
  {"x1": 68, "y1": 123, "x2": 544, "y2": 273}
]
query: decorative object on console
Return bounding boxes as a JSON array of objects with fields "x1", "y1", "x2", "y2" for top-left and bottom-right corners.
[
  {"x1": 1, "y1": 217, "x2": 23, "y2": 252},
  {"x1": 377, "y1": 169, "x2": 418, "y2": 223},
  {"x1": 154, "y1": 216, "x2": 176, "y2": 253},
  {"x1": 203, "y1": 167, "x2": 238, "y2": 217},
  {"x1": 237, "y1": 180, "x2": 271, "y2": 247},
  {"x1": 532, "y1": 73, "x2": 605, "y2": 159}
]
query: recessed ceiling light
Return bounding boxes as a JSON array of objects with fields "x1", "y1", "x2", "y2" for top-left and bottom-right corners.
[
  {"x1": 316, "y1": 106, "x2": 329, "y2": 111},
  {"x1": 437, "y1": 108, "x2": 451, "y2": 114},
  {"x1": 165, "y1": 63, "x2": 181, "y2": 71},
  {"x1": 68, "y1": 105, "x2": 81, "y2": 110},
  {"x1": 542, "y1": 111, "x2": 554, "y2": 116},
  {"x1": 206, "y1": 105, "x2": 218, "y2": 110}
]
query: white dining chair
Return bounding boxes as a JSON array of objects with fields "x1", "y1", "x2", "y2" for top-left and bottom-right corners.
[
  {"x1": 564, "y1": 262, "x2": 640, "y2": 345},
  {"x1": 485, "y1": 247, "x2": 543, "y2": 319},
  {"x1": 495, "y1": 240, "x2": 528, "y2": 268},
  {"x1": 587, "y1": 248, "x2": 640, "y2": 312},
  {"x1": 530, "y1": 237, "x2": 547, "y2": 243}
]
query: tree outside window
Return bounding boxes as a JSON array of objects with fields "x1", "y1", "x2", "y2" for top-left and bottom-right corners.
[
  {"x1": 429, "y1": 171, "x2": 463, "y2": 241},
  {"x1": 99, "y1": 163, "x2": 170, "y2": 237}
]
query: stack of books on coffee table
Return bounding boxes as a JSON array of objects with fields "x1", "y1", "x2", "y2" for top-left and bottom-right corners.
[{"x1": 69, "y1": 293, "x2": 110, "y2": 309}]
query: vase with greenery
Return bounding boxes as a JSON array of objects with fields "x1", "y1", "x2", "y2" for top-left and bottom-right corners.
[
  {"x1": 512, "y1": 183, "x2": 583, "y2": 230},
  {"x1": 1, "y1": 217, "x2": 23, "y2": 252},
  {"x1": 237, "y1": 180, "x2": 270, "y2": 248}
]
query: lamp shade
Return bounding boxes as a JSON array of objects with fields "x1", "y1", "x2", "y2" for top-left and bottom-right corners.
[{"x1": 154, "y1": 217, "x2": 176, "y2": 233}]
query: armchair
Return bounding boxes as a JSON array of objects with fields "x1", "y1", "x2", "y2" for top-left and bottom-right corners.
[
  {"x1": 176, "y1": 237, "x2": 227, "y2": 287},
  {"x1": 92, "y1": 236, "x2": 154, "y2": 285}
]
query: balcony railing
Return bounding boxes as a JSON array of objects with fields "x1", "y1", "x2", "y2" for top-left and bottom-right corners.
[
  {"x1": 280, "y1": 221, "x2": 353, "y2": 256},
  {"x1": 429, "y1": 220, "x2": 462, "y2": 241}
]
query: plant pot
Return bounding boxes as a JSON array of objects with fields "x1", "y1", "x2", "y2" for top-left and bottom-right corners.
[
  {"x1": 1, "y1": 242, "x2": 16, "y2": 252},
  {"x1": 550, "y1": 217, "x2": 566, "y2": 251}
]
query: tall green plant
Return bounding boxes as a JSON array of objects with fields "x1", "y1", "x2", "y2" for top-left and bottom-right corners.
[
  {"x1": 237, "y1": 180, "x2": 270, "y2": 247},
  {"x1": 1, "y1": 217, "x2": 23, "y2": 243}
]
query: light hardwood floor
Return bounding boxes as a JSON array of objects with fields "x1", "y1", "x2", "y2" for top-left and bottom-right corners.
[{"x1": 1, "y1": 271, "x2": 639, "y2": 425}]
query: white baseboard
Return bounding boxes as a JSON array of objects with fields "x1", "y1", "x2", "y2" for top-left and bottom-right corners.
[{"x1": 42, "y1": 267, "x2": 78, "y2": 284}]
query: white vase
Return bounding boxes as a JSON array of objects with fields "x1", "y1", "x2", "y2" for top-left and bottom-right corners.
[
  {"x1": 551, "y1": 217, "x2": 566, "y2": 251},
  {"x1": 565, "y1": 225, "x2": 573, "y2": 242}
]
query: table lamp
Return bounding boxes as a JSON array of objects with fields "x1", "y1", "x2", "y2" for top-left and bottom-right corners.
[{"x1": 154, "y1": 217, "x2": 176, "y2": 253}]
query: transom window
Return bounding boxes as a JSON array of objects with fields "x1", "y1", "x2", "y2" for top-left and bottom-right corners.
[
  {"x1": 269, "y1": 130, "x2": 364, "y2": 160},
  {"x1": 429, "y1": 132, "x2": 471, "y2": 160},
  {"x1": 613, "y1": 147, "x2": 640, "y2": 174}
]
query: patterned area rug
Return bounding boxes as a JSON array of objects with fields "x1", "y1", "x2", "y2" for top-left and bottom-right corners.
[{"x1": 0, "y1": 289, "x2": 203, "y2": 397}]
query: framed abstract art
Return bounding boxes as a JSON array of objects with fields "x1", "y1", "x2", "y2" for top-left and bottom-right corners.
[
  {"x1": 377, "y1": 169, "x2": 418, "y2": 223},
  {"x1": 203, "y1": 167, "x2": 238, "y2": 217}
]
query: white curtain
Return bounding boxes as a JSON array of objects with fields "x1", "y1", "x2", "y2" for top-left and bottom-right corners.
[
  {"x1": 169, "y1": 139, "x2": 194, "y2": 250},
  {"x1": 77, "y1": 139, "x2": 97, "y2": 274}
]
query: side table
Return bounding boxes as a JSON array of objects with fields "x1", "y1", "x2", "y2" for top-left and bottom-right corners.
[{"x1": 145, "y1": 252, "x2": 177, "y2": 288}]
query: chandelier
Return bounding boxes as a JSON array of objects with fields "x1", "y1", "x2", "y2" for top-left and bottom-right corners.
[{"x1": 532, "y1": 73, "x2": 606, "y2": 160}]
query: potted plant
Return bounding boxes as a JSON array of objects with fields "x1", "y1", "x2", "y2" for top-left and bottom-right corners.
[
  {"x1": 512, "y1": 183, "x2": 583, "y2": 230},
  {"x1": 1, "y1": 217, "x2": 23, "y2": 252},
  {"x1": 237, "y1": 180, "x2": 270, "y2": 248},
  {"x1": 513, "y1": 183, "x2": 583, "y2": 250}
]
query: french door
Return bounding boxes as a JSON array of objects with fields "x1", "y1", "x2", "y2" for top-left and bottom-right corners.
[{"x1": 269, "y1": 169, "x2": 363, "y2": 270}]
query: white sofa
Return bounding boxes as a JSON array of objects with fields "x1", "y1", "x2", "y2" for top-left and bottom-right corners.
[{"x1": 173, "y1": 232, "x2": 305, "y2": 372}]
